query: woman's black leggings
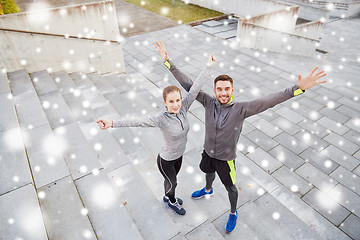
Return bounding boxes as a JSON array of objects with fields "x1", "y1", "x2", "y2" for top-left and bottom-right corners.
[{"x1": 157, "y1": 155, "x2": 183, "y2": 203}]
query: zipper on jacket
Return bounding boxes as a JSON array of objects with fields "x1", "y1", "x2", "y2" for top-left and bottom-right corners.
[
  {"x1": 176, "y1": 115, "x2": 184, "y2": 130},
  {"x1": 213, "y1": 108, "x2": 222, "y2": 158}
]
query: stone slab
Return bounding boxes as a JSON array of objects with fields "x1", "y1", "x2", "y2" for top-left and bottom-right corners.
[
  {"x1": 108, "y1": 163, "x2": 180, "y2": 240},
  {"x1": 0, "y1": 92, "x2": 18, "y2": 132},
  {"x1": 0, "y1": 72, "x2": 10, "y2": 94},
  {"x1": 0, "y1": 128, "x2": 32, "y2": 195},
  {"x1": 299, "y1": 147, "x2": 338, "y2": 175},
  {"x1": 247, "y1": 148, "x2": 283, "y2": 174},
  {"x1": 253, "y1": 118, "x2": 282, "y2": 138},
  {"x1": 317, "y1": 116, "x2": 349, "y2": 135},
  {"x1": 53, "y1": 123, "x2": 102, "y2": 180},
  {"x1": 271, "y1": 186, "x2": 350, "y2": 240},
  {"x1": 202, "y1": 20, "x2": 223, "y2": 27},
  {"x1": 275, "y1": 107, "x2": 305, "y2": 124},
  {"x1": 297, "y1": 119, "x2": 329, "y2": 138},
  {"x1": 185, "y1": 222, "x2": 225, "y2": 240},
  {"x1": 0, "y1": 184, "x2": 48, "y2": 240},
  {"x1": 268, "y1": 145, "x2": 305, "y2": 171},
  {"x1": 295, "y1": 163, "x2": 337, "y2": 193},
  {"x1": 303, "y1": 187, "x2": 350, "y2": 226},
  {"x1": 271, "y1": 116, "x2": 302, "y2": 135},
  {"x1": 79, "y1": 121, "x2": 129, "y2": 172},
  {"x1": 39, "y1": 91, "x2": 75, "y2": 128},
  {"x1": 272, "y1": 165, "x2": 312, "y2": 197},
  {"x1": 52, "y1": 71, "x2": 77, "y2": 95},
  {"x1": 7, "y1": 69, "x2": 34, "y2": 96},
  {"x1": 340, "y1": 214, "x2": 360, "y2": 240},
  {"x1": 322, "y1": 145, "x2": 360, "y2": 172},
  {"x1": 323, "y1": 132, "x2": 359, "y2": 156},
  {"x1": 255, "y1": 192, "x2": 322, "y2": 240},
  {"x1": 328, "y1": 183, "x2": 360, "y2": 216},
  {"x1": 38, "y1": 176, "x2": 96, "y2": 240},
  {"x1": 31, "y1": 70, "x2": 58, "y2": 96},
  {"x1": 74, "y1": 170, "x2": 143, "y2": 240},
  {"x1": 62, "y1": 92, "x2": 97, "y2": 124},
  {"x1": 246, "y1": 129, "x2": 279, "y2": 152},
  {"x1": 235, "y1": 202, "x2": 293, "y2": 239},
  {"x1": 294, "y1": 130, "x2": 330, "y2": 152},
  {"x1": 13, "y1": 90, "x2": 49, "y2": 131},
  {"x1": 22, "y1": 124, "x2": 70, "y2": 188},
  {"x1": 274, "y1": 132, "x2": 308, "y2": 155}
]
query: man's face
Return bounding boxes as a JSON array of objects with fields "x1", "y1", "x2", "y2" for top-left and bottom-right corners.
[{"x1": 214, "y1": 80, "x2": 234, "y2": 104}]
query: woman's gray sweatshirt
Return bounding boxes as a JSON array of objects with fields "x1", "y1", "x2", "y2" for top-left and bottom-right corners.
[{"x1": 112, "y1": 66, "x2": 211, "y2": 161}]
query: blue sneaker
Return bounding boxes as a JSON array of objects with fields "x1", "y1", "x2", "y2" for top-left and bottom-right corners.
[
  {"x1": 191, "y1": 187, "x2": 213, "y2": 199},
  {"x1": 163, "y1": 196, "x2": 183, "y2": 205},
  {"x1": 226, "y1": 211, "x2": 238, "y2": 234}
]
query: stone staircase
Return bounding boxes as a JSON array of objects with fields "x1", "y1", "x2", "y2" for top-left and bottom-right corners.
[{"x1": 0, "y1": 66, "x2": 352, "y2": 240}]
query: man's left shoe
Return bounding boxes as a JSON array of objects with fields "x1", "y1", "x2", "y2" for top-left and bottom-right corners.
[{"x1": 226, "y1": 211, "x2": 238, "y2": 234}]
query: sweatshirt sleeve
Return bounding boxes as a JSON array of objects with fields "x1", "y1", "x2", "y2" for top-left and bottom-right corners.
[
  {"x1": 112, "y1": 113, "x2": 162, "y2": 128},
  {"x1": 182, "y1": 65, "x2": 211, "y2": 111},
  {"x1": 241, "y1": 84, "x2": 304, "y2": 119},
  {"x1": 164, "y1": 59, "x2": 213, "y2": 107}
]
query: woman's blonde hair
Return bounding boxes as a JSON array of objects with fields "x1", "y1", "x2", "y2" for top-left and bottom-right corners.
[{"x1": 163, "y1": 85, "x2": 181, "y2": 101}]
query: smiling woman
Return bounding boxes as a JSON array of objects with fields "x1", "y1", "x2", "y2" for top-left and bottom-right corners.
[{"x1": 124, "y1": 0, "x2": 223, "y2": 23}]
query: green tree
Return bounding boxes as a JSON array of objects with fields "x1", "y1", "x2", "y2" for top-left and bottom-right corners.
[{"x1": 1, "y1": 0, "x2": 21, "y2": 14}]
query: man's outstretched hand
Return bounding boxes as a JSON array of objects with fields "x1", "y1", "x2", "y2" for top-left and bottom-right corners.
[
  {"x1": 297, "y1": 67, "x2": 327, "y2": 90},
  {"x1": 155, "y1": 41, "x2": 168, "y2": 61}
]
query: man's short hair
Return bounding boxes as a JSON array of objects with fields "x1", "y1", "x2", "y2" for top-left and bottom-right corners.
[{"x1": 214, "y1": 75, "x2": 233, "y2": 86}]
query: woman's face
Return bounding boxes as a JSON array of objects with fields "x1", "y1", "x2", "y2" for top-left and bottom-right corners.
[{"x1": 164, "y1": 91, "x2": 182, "y2": 114}]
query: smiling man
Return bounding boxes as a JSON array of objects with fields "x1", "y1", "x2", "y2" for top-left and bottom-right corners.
[{"x1": 156, "y1": 41, "x2": 326, "y2": 233}]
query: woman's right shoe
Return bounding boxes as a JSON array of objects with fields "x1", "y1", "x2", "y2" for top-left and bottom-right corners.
[
  {"x1": 163, "y1": 196, "x2": 183, "y2": 205},
  {"x1": 167, "y1": 200, "x2": 186, "y2": 215}
]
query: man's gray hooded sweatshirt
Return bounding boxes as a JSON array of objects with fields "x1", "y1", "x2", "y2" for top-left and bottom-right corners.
[
  {"x1": 112, "y1": 65, "x2": 211, "y2": 161},
  {"x1": 165, "y1": 59, "x2": 304, "y2": 161}
]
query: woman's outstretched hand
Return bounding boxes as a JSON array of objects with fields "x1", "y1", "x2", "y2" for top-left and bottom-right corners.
[
  {"x1": 297, "y1": 67, "x2": 327, "y2": 90},
  {"x1": 155, "y1": 41, "x2": 169, "y2": 61},
  {"x1": 96, "y1": 119, "x2": 113, "y2": 130},
  {"x1": 207, "y1": 53, "x2": 216, "y2": 67}
]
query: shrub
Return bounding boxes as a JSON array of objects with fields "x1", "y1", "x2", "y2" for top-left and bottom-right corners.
[{"x1": 1, "y1": 0, "x2": 21, "y2": 15}]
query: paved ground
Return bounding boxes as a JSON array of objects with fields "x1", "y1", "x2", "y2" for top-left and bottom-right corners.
[
  {"x1": 1, "y1": 1, "x2": 360, "y2": 240},
  {"x1": 14, "y1": 0, "x2": 179, "y2": 37}
]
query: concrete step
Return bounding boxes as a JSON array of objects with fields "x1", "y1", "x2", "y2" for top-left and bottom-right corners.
[
  {"x1": 30, "y1": 71, "x2": 76, "y2": 128},
  {"x1": 74, "y1": 169, "x2": 144, "y2": 240},
  {"x1": 0, "y1": 91, "x2": 19, "y2": 132},
  {"x1": 0, "y1": 70, "x2": 10, "y2": 94},
  {"x1": 87, "y1": 72, "x2": 117, "y2": 94},
  {"x1": 79, "y1": 121, "x2": 130, "y2": 172},
  {"x1": 51, "y1": 71, "x2": 77, "y2": 95},
  {"x1": 37, "y1": 176, "x2": 96, "y2": 240},
  {"x1": 236, "y1": 201, "x2": 293, "y2": 239},
  {"x1": 53, "y1": 122, "x2": 102, "y2": 180},
  {"x1": 13, "y1": 90, "x2": 49, "y2": 132},
  {"x1": 272, "y1": 185, "x2": 351, "y2": 239},
  {"x1": 0, "y1": 127, "x2": 32, "y2": 196},
  {"x1": 108, "y1": 163, "x2": 180, "y2": 240},
  {"x1": 0, "y1": 184, "x2": 48, "y2": 240},
  {"x1": 30, "y1": 70, "x2": 58, "y2": 96},
  {"x1": 21, "y1": 124, "x2": 70, "y2": 189},
  {"x1": 254, "y1": 192, "x2": 323, "y2": 240},
  {"x1": 7, "y1": 69, "x2": 34, "y2": 96}
]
